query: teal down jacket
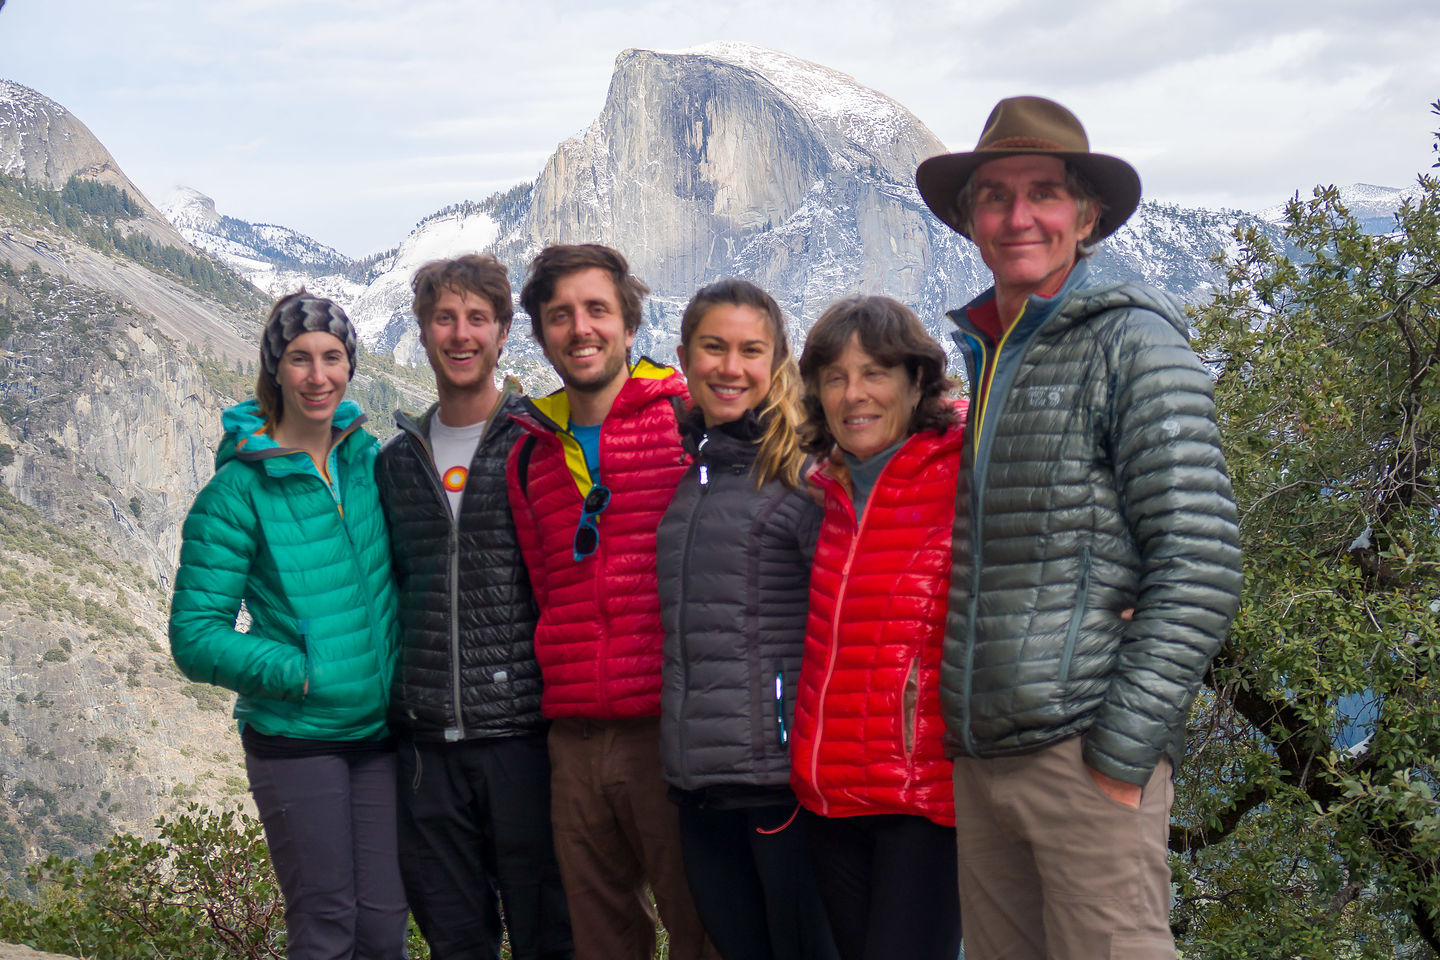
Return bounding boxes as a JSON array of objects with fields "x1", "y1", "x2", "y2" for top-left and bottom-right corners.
[
  {"x1": 942, "y1": 261, "x2": 1243, "y2": 786},
  {"x1": 169, "y1": 399, "x2": 399, "y2": 742}
]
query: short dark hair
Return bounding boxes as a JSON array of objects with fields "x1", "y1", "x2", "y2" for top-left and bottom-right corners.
[
  {"x1": 411, "y1": 254, "x2": 514, "y2": 329},
  {"x1": 520, "y1": 244, "x2": 649, "y2": 350},
  {"x1": 797, "y1": 296, "x2": 955, "y2": 455},
  {"x1": 956, "y1": 160, "x2": 1108, "y2": 256}
]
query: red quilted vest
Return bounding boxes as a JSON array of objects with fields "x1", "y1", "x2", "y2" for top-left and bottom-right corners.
[
  {"x1": 790, "y1": 416, "x2": 966, "y2": 826},
  {"x1": 506, "y1": 361, "x2": 689, "y2": 719}
]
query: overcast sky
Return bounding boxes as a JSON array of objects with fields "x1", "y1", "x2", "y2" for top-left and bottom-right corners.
[{"x1": 2, "y1": 0, "x2": 1436, "y2": 258}]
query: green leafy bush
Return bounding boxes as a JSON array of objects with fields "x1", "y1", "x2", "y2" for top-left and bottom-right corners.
[
  {"x1": 0, "y1": 804, "x2": 439, "y2": 959},
  {"x1": 0, "y1": 804, "x2": 283, "y2": 959}
]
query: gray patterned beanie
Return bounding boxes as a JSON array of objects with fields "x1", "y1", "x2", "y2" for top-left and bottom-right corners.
[{"x1": 260, "y1": 291, "x2": 359, "y2": 381}]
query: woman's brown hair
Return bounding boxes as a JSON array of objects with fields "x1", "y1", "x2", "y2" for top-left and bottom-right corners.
[
  {"x1": 797, "y1": 296, "x2": 955, "y2": 455},
  {"x1": 679, "y1": 279, "x2": 806, "y2": 488}
]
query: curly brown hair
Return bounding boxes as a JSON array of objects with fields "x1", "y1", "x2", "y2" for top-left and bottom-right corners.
[
  {"x1": 797, "y1": 296, "x2": 955, "y2": 455},
  {"x1": 411, "y1": 254, "x2": 514, "y2": 330}
]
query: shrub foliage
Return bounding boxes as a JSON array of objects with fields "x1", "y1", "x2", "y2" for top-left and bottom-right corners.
[{"x1": 1174, "y1": 102, "x2": 1440, "y2": 958}]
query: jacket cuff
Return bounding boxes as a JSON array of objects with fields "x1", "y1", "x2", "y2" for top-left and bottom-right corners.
[{"x1": 1081, "y1": 733, "x2": 1158, "y2": 787}]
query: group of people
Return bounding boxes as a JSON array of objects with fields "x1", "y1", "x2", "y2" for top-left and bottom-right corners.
[{"x1": 169, "y1": 95, "x2": 1242, "y2": 960}]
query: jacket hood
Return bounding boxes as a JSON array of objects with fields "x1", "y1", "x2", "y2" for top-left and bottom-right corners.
[
  {"x1": 1058, "y1": 280, "x2": 1190, "y2": 341},
  {"x1": 950, "y1": 260, "x2": 1190, "y2": 344},
  {"x1": 515, "y1": 357, "x2": 684, "y2": 435},
  {"x1": 216, "y1": 398, "x2": 366, "y2": 469}
]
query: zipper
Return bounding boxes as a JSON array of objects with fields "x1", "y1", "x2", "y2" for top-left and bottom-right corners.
[
  {"x1": 1058, "y1": 546, "x2": 1091, "y2": 683},
  {"x1": 299, "y1": 619, "x2": 312, "y2": 698},
  {"x1": 901, "y1": 654, "x2": 920, "y2": 764},
  {"x1": 330, "y1": 444, "x2": 389, "y2": 710},
  {"x1": 675, "y1": 433, "x2": 710, "y2": 775},
  {"x1": 403, "y1": 416, "x2": 466, "y2": 738},
  {"x1": 809, "y1": 480, "x2": 868, "y2": 817},
  {"x1": 774, "y1": 666, "x2": 788, "y2": 748},
  {"x1": 959, "y1": 312, "x2": 1043, "y2": 758}
]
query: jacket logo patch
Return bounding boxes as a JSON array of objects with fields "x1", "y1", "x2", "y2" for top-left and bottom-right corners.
[{"x1": 1026, "y1": 386, "x2": 1068, "y2": 409}]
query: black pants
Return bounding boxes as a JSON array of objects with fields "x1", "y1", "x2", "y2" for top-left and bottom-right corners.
[
  {"x1": 806, "y1": 813, "x2": 961, "y2": 960},
  {"x1": 677, "y1": 803, "x2": 839, "y2": 960},
  {"x1": 245, "y1": 747, "x2": 408, "y2": 960},
  {"x1": 397, "y1": 734, "x2": 573, "y2": 960}
]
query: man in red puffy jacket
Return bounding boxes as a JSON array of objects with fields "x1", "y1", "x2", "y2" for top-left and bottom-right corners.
[{"x1": 506, "y1": 244, "x2": 716, "y2": 960}]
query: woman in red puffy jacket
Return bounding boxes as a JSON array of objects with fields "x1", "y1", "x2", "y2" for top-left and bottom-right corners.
[{"x1": 789, "y1": 296, "x2": 966, "y2": 960}]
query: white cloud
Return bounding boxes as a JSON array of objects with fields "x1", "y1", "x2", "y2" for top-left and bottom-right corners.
[{"x1": 1, "y1": 0, "x2": 1436, "y2": 255}]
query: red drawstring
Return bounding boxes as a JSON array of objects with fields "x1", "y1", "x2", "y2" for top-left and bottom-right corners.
[{"x1": 756, "y1": 804, "x2": 800, "y2": 835}]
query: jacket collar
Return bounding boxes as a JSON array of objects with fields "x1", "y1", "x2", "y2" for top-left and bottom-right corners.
[
  {"x1": 949, "y1": 258, "x2": 1094, "y2": 346},
  {"x1": 516, "y1": 357, "x2": 683, "y2": 435},
  {"x1": 395, "y1": 377, "x2": 524, "y2": 448},
  {"x1": 219, "y1": 398, "x2": 368, "y2": 476},
  {"x1": 680, "y1": 407, "x2": 762, "y2": 467}
]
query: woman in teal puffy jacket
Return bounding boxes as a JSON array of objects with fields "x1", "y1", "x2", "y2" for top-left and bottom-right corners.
[{"x1": 169, "y1": 292, "x2": 405, "y2": 960}]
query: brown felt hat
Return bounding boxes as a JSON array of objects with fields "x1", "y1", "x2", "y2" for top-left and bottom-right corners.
[{"x1": 916, "y1": 96, "x2": 1141, "y2": 241}]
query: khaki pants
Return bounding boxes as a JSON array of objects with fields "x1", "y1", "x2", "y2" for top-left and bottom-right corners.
[
  {"x1": 952, "y1": 736, "x2": 1175, "y2": 960},
  {"x1": 548, "y1": 717, "x2": 717, "y2": 960}
]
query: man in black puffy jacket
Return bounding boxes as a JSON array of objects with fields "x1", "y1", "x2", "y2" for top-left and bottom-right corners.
[
  {"x1": 917, "y1": 98, "x2": 1242, "y2": 959},
  {"x1": 376, "y1": 254, "x2": 571, "y2": 960}
]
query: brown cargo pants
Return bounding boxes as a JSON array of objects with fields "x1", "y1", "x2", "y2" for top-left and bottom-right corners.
[
  {"x1": 547, "y1": 716, "x2": 718, "y2": 960},
  {"x1": 952, "y1": 735, "x2": 1176, "y2": 960}
]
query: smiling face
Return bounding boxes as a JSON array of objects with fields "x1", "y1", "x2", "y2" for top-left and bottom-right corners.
[
  {"x1": 420, "y1": 286, "x2": 508, "y2": 404},
  {"x1": 968, "y1": 154, "x2": 1098, "y2": 312},
  {"x1": 817, "y1": 335, "x2": 920, "y2": 460},
  {"x1": 678, "y1": 303, "x2": 775, "y2": 426},
  {"x1": 538, "y1": 267, "x2": 634, "y2": 396},
  {"x1": 275, "y1": 330, "x2": 348, "y2": 429}
]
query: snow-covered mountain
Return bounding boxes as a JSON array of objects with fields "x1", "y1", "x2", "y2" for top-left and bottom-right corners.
[
  {"x1": 162, "y1": 187, "x2": 366, "y2": 306},
  {"x1": 2, "y1": 79, "x2": 187, "y2": 249},
  {"x1": 1256, "y1": 182, "x2": 1419, "y2": 235},
  {"x1": 192, "y1": 44, "x2": 1274, "y2": 374},
  {"x1": 159, "y1": 44, "x2": 1410, "y2": 380}
]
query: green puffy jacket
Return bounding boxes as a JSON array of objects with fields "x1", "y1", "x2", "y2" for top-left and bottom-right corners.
[
  {"x1": 943, "y1": 261, "x2": 1243, "y2": 786},
  {"x1": 169, "y1": 398, "x2": 398, "y2": 742}
]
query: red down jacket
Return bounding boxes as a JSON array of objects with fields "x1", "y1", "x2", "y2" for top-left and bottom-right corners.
[
  {"x1": 506, "y1": 360, "x2": 689, "y2": 719},
  {"x1": 790, "y1": 418, "x2": 965, "y2": 826}
]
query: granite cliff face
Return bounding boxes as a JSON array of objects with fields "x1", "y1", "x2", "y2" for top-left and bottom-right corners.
[
  {"x1": 0, "y1": 261, "x2": 248, "y2": 886},
  {"x1": 213, "y1": 43, "x2": 1297, "y2": 379},
  {"x1": 527, "y1": 44, "x2": 947, "y2": 299}
]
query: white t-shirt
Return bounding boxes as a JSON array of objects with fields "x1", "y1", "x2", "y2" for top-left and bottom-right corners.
[{"x1": 428, "y1": 417, "x2": 486, "y2": 518}]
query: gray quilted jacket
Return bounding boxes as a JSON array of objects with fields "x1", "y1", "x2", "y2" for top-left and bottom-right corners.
[{"x1": 941, "y1": 260, "x2": 1242, "y2": 786}]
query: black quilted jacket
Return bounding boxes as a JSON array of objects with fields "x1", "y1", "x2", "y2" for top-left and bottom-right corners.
[
  {"x1": 942, "y1": 261, "x2": 1243, "y2": 785},
  {"x1": 376, "y1": 389, "x2": 544, "y2": 741},
  {"x1": 656, "y1": 410, "x2": 822, "y2": 791}
]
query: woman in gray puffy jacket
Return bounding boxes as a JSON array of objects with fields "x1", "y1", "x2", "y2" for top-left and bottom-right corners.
[{"x1": 657, "y1": 279, "x2": 838, "y2": 960}]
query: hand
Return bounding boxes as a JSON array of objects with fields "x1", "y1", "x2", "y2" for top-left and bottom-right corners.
[{"x1": 1088, "y1": 766, "x2": 1142, "y2": 809}]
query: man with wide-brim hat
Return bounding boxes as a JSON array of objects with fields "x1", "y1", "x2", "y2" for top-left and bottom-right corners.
[{"x1": 920, "y1": 97, "x2": 1243, "y2": 960}]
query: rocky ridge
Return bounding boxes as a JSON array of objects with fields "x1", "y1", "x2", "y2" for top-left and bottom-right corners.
[
  {"x1": 162, "y1": 186, "x2": 367, "y2": 306},
  {"x1": 1, "y1": 80, "x2": 186, "y2": 250}
]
